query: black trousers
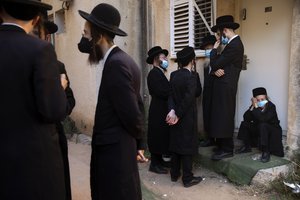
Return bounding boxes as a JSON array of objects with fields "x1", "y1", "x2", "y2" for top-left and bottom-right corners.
[
  {"x1": 237, "y1": 121, "x2": 284, "y2": 156},
  {"x1": 57, "y1": 123, "x2": 72, "y2": 200},
  {"x1": 150, "y1": 153, "x2": 164, "y2": 167},
  {"x1": 170, "y1": 153, "x2": 193, "y2": 183},
  {"x1": 216, "y1": 137, "x2": 234, "y2": 152},
  {"x1": 237, "y1": 121, "x2": 259, "y2": 148}
]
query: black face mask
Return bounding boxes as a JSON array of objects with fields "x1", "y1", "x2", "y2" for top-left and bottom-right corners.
[{"x1": 77, "y1": 37, "x2": 93, "y2": 54}]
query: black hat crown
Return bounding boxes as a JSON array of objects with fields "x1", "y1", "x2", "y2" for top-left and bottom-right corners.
[
  {"x1": 252, "y1": 87, "x2": 267, "y2": 97},
  {"x1": 175, "y1": 46, "x2": 195, "y2": 64},
  {"x1": 211, "y1": 15, "x2": 239, "y2": 32},
  {"x1": 1, "y1": 0, "x2": 52, "y2": 10},
  {"x1": 200, "y1": 35, "x2": 217, "y2": 50},
  {"x1": 78, "y1": 3, "x2": 127, "y2": 36},
  {"x1": 146, "y1": 46, "x2": 168, "y2": 64}
]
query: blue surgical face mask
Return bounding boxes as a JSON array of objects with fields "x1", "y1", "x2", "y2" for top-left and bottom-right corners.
[
  {"x1": 221, "y1": 36, "x2": 229, "y2": 45},
  {"x1": 257, "y1": 100, "x2": 268, "y2": 108},
  {"x1": 204, "y1": 49, "x2": 212, "y2": 58},
  {"x1": 160, "y1": 60, "x2": 168, "y2": 69}
]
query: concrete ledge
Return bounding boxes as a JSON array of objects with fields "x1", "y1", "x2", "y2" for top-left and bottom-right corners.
[
  {"x1": 197, "y1": 146, "x2": 290, "y2": 186},
  {"x1": 251, "y1": 163, "x2": 291, "y2": 186}
]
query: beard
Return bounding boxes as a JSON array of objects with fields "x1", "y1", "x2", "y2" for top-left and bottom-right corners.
[{"x1": 88, "y1": 44, "x2": 104, "y2": 65}]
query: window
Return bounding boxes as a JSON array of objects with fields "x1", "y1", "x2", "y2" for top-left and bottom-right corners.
[
  {"x1": 55, "y1": 9, "x2": 66, "y2": 34},
  {"x1": 170, "y1": 0, "x2": 215, "y2": 57},
  {"x1": 47, "y1": 14, "x2": 55, "y2": 46}
]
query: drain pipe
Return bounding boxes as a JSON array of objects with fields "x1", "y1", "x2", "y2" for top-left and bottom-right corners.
[{"x1": 141, "y1": 0, "x2": 151, "y2": 111}]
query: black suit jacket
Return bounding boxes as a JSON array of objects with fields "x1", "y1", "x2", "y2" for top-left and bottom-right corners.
[
  {"x1": 90, "y1": 47, "x2": 144, "y2": 200},
  {"x1": 0, "y1": 25, "x2": 67, "y2": 200},
  {"x1": 168, "y1": 69, "x2": 202, "y2": 154},
  {"x1": 209, "y1": 36, "x2": 244, "y2": 138},
  {"x1": 147, "y1": 67, "x2": 170, "y2": 154}
]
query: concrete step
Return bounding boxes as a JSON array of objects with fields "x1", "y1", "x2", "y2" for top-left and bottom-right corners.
[{"x1": 197, "y1": 146, "x2": 290, "y2": 186}]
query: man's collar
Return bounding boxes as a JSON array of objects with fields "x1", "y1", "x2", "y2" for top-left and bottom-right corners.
[
  {"x1": 2, "y1": 23, "x2": 26, "y2": 32},
  {"x1": 102, "y1": 44, "x2": 117, "y2": 65},
  {"x1": 228, "y1": 35, "x2": 238, "y2": 44}
]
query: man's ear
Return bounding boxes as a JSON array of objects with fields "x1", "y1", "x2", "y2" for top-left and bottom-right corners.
[
  {"x1": 46, "y1": 34, "x2": 51, "y2": 42},
  {"x1": 32, "y1": 15, "x2": 40, "y2": 27}
]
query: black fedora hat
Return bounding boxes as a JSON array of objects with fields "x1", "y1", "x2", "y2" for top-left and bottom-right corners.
[
  {"x1": 39, "y1": 10, "x2": 57, "y2": 34},
  {"x1": 211, "y1": 15, "x2": 239, "y2": 32},
  {"x1": 146, "y1": 46, "x2": 168, "y2": 64},
  {"x1": 78, "y1": 3, "x2": 127, "y2": 37},
  {"x1": 1, "y1": 0, "x2": 52, "y2": 10},
  {"x1": 252, "y1": 87, "x2": 267, "y2": 97},
  {"x1": 200, "y1": 35, "x2": 217, "y2": 50},
  {"x1": 44, "y1": 21, "x2": 58, "y2": 34},
  {"x1": 175, "y1": 46, "x2": 195, "y2": 64}
]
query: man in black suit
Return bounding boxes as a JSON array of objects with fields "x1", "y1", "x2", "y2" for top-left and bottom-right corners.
[
  {"x1": 166, "y1": 46, "x2": 202, "y2": 188},
  {"x1": 34, "y1": 17, "x2": 76, "y2": 200},
  {"x1": 209, "y1": 15, "x2": 244, "y2": 161},
  {"x1": 0, "y1": 1, "x2": 67, "y2": 200},
  {"x1": 78, "y1": 3, "x2": 145, "y2": 200},
  {"x1": 146, "y1": 46, "x2": 170, "y2": 174}
]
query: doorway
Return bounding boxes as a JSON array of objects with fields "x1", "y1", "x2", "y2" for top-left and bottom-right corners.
[{"x1": 236, "y1": 0, "x2": 293, "y2": 131}]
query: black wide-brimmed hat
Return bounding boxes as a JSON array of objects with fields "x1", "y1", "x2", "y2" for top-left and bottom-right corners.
[
  {"x1": 146, "y1": 46, "x2": 168, "y2": 64},
  {"x1": 78, "y1": 3, "x2": 127, "y2": 36},
  {"x1": 44, "y1": 21, "x2": 58, "y2": 34},
  {"x1": 252, "y1": 87, "x2": 267, "y2": 97},
  {"x1": 175, "y1": 46, "x2": 195, "y2": 64},
  {"x1": 200, "y1": 35, "x2": 217, "y2": 50},
  {"x1": 211, "y1": 15, "x2": 239, "y2": 32},
  {"x1": 1, "y1": 0, "x2": 52, "y2": 10}
]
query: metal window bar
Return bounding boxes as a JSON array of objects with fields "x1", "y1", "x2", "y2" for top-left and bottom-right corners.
[{"x1": 193, "y1": 0, "x2": 213, "y2": 50}]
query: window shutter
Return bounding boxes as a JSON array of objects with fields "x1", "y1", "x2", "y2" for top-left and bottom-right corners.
[
  {"x1": 171, "y1": 0, "x2": 214, "y2": 57},
  {"x1": 194, "y1": 0, "x2": 213, "y2": 50},
  {"x1": 171, "y1": 0, "x2": 190, "y2": 56}
]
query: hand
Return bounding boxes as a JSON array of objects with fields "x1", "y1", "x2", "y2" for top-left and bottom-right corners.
[
  {"x1": 214, "y1": 69, "x2": 225, "y2": 77},
  {"x1": 213, "y1": 40, "x2": 220, "y2": 49},
  {"x1": 166, "y1": 109, "x2": 179, "y2": 125},
  {"x1": 251, "y1": 97, "x2": 258, "y2": 108},
  {"x1": 137, "y1": 150, "x2": 148, "y2": 163},
  {"x1": 60, "y1": 74, "x2": 68, "y2": 90}
]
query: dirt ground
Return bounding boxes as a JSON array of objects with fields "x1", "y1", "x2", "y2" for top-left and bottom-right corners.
[{"x1": 68, "y1": 141, "x2": 267, "y2": 200}]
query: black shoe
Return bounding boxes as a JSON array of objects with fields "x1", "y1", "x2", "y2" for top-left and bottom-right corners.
[
  {"x1": 261, "y1": 152, "x2": 270, "y2": 163},
  {"x1": 171, "y1": 175, "x2": 180, "y2": 182},
  {"x1": 235, "y1": 146, "x2": 252, "y2": 154},
  {"x1": 199, "y1": 140, "x2": 213, "y2": 147},
  {"x1": 161, "y1": 161, "x2": 171, "y2": 168},
  {"x1": 212, "y1": 147, "x2": 222, "y2": 153},
  {"x1": 211, "y1": 151, "x2": 233, "y2": 161},
  {"x1": 149, "y1": 164, "x2": 168, "y2": 174},
  {"x1": 183, "y1": 176, "x2": 203, "y2": 188}
]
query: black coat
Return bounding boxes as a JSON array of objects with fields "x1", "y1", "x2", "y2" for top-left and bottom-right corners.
[
  {"x1": 202, "y1": 63, "x2": 214, "y2": 134},
  {"x1": 90, "y1": 47, "x2": 145, "y2": 200},
  {"x1": 147, "y1": 67, "x2": 170, "y2": 154},
  {"x1": 0, "y1": 25, "x2": 67, "y2": 200},
  {"x1": 56, "y1": 61, "x2": 76, "y2": 200},
  {"x1": 238, "y1": 101, "x2": 284, "y2": 156},
  {"x1": 168, "y1": 69, "x2": 202, "y2": 155},
  {"x1": 209, "y1": 36, "x2": 244, "y2": 138}
]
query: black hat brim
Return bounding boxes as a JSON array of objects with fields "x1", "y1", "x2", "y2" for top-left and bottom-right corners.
[
  {"x1": 146, "y1": 49, "x2": 168, "y2": 64},
  {"x1": 211, "y1": 22, "x2": 240, "y2": 32},
  {"x1": 44, "y1": 21, "x2": 58, "y2": 34},
  {"x1": 200, "y1": 41, "x2": 215, "y2": 50},
  {"x1": 78, "y1": 10, "x2": 127, "y2": 37},
  {"x1": 1, "y1": 0, "x2": 52, "y2": 10}
]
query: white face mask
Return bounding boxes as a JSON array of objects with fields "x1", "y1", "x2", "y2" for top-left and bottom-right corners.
[
  {"x1": 258, "y1": 100, "x2": 268, "y2": 108},
  {"x1": 160, "y1": 60, "x2": 168, "y2": 69},
  {"x1": 221, "y1": 35, "x2": 229, "y2": 45},
  {"x1": 204, "y1": 49, "x2": 212, "y2": 58}
]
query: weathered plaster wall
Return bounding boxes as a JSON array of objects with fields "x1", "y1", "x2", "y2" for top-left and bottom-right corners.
[
  {"x1": 42, "y1": 0, "x2": 143, "y2": 135},
  {"x1": 287, "y1": 0, "x2": 300, "y2": 151}
]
